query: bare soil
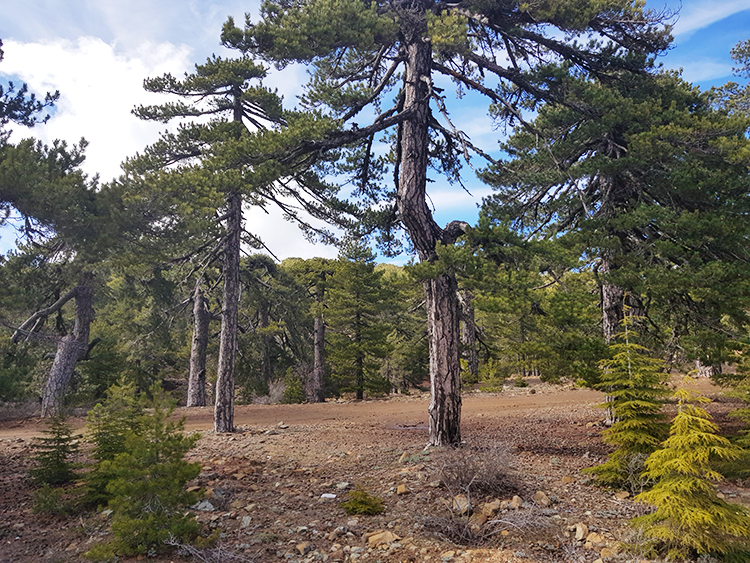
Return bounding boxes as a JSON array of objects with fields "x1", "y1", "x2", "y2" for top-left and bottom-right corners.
[{"x1": 1, "y1": 378, "x2": 746, "y2": 563}]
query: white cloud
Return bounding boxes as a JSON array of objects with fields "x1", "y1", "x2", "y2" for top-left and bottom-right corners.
[
  {"x1": 671, "y1": 0, "x2": 750, "y2": 38},
  {"x1": 2, "y1": 37, "x2": 194, "y2": 182}
]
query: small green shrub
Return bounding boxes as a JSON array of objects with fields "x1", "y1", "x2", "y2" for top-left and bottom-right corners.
[
  {"x1": 513, "y1": 374, "x2": 528, "y2": 388},
  {"x1": 584, "y1": 326, "x2": 667, "y2": 490},
  {"x1": 32, "y1": 483, "x2": 65, "y2": 515},
  {"x1": 29, "y1": 415, "x2": 80, "y2": 486},
  {"x1": 340, "y1": 486, "x2": 385, "y2": 515},
  {"x1": 85, "y1": 385, "x2": 202, "y2": 558},
  {"x1": 632, "y1": 383, "x2": 750, "y2": 561},
  {"x1": 281, "y1": 370, "x2": 305, "y2": 404}
]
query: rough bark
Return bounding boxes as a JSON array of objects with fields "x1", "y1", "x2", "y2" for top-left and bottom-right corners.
[
  {"x1": 187, "y1": 279, "x2": 209, "y2": 407},
  {"x1": 214, "y1": 192, "x2": 241, "y2": 432},
  {"x1": 458, "y1": 289, "x2": 479, "y2": 381},
  {"x1": 41, "y1": 273, "x2": 94, "y2": 417},
  {"x1": 396, "y1": 24, "x2": 462, "y2": 446},
  {"x1": 424, "y1": 274, "x2": 462, "y2": 445},
  {"x1": 600, "y1": 255, "x2": 624, "y2": 426},
  {"x1": 307, "y1": 311, "x2": 326, "y2": 403}
]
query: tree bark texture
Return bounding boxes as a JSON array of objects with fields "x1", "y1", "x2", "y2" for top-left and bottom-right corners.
[
  {"x1": 260, "y1": 301, "x2": 272, "y2": 382},
  {"x1": 187, "y1": 280, "x2": 209, "y2": 407},
  {"x1": 396, "y1": 20, "x2": 462, "y2": 446},
  {"x1": 41, "y1": 273, "x2": 95, "y2": 417},
  {"x1": 458, "y1": 289, "x2": 479, "y2": 380},
  {"x1": 215, "y1": 192, "x2": 241, "y2": 432},
  {"x1": 424, "y1": 274, "x2": 462, "y2": 445},
  {"x1": 307, "y1": 311, "x2": 326, "y2": 403}
]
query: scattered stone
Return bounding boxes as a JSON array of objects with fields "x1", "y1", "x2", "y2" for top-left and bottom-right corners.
[
  {"x1": 330, "y1": 550, "x2": 345, "y2": 561},
  {"x1": 614, "y1": 491, "x2": 630, "y2": 500},
  {"x1": 573, "y1": 523, "x2": 588, "y2": 541},
  {"x1": 399, "y1": 451, "x2": 409, "y2": 463},
  {"x1": 397, "y1": 484, "x2": 408, "y2": 495},
  {"x1": 452, "y1": 495, "x2": 472, "y2": 515},
  {"x1": 296, "y1": 542, "x2": 314, "y2": 556},
  {"x1": 278, "y1": 422, "x2": 289, "y2": 429},
  {"x1": 561, "y1": 476, "x2": 575, "y2": 485},
  {"x1": 240, "y1": 516, "x2": 252, "y2": 528},
  {"x1": 346, "y1": 519, "x2": 359, "y2": 528},
  {"x1": 321, "y1": 493, "x2": 337, "y2": 499},
  {"x1": 585, "y1": 532, "x2": 605, "y2": 548},
  {"x1": 367, "y1": 531, "x2": 400, "y2": 547},
  {"x1": 192, "y1": 500, "x2": 216, "y2": 512},
  {"x1": 481, "y1": 499, "x2": 502, "y2": 517},
  {"x1": 441, "y1": 550, "x2": 455, "y2": 561},
  {"x1": 600, "y1": 547, "x2": 615, "y2": 558},
  {"x1": 510, "y1": 495, "x2": 523, "y2": 509},
  {"x1": 469, "y1": 512, "x2": 487, "y2": 528},
  {"x1": 428, "y1": 480, "x2": 441, "y2": 488},
  {"x1": 532, "y1": 491, "x2": 551, "y2": 507},
  {"x1": 335, "y1": 482, "x2": 350, "y2": 490},
  {"x1": 501, "y1": 530, "x2": 510, "y2": 536}
]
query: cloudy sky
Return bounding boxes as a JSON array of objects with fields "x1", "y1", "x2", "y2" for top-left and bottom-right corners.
[{"x1": 1, "y1": 0, "x2": 749, "y2": 260}]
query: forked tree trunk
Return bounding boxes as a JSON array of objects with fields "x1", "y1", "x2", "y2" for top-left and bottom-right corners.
[
  {"x1": 187, "y1": 280, "x2": 209, "y2": 407},
  {"x1": 397, "y1": 24, "x2": 462, "y2": 446},
  {"x1": 41, "y1": 273, "x2": 95, "y2": 417},
  {"x1": 459, "y1": 289, "x2": 479, "y2": 381},
  {"x1": 215, "y1": 192, "x2": 241, "y2": 432},
  {"x1": 307, "y1": 311, "x2": 326, "y2": 402}
]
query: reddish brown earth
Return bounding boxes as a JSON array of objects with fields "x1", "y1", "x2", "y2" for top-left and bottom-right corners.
[{"x1": 0, "y1": 378, "x2": 744, "y2": 563}]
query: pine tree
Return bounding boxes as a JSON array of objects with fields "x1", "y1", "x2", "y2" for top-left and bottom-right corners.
[
  {"x1": 28, "y1": 415, "x2": 80, "y2": 486},
  {"x1": 632, "y1": 383, "x2": 750, "y2": 561},
  {"x1": 584, "y1": 318, "x2": 667, "y2": 490},
  {"x1": 87, "y1": 385, "x2": 201, "y2": 558}
]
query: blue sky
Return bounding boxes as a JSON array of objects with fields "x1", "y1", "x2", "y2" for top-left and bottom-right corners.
[{"x1": 0, "y1": 0, "x2": 748, "y2": 260}]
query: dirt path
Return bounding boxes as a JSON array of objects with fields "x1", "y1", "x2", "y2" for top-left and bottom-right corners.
[{"x1": 0, "y1": 386, "x2": 603, "y2": 439}]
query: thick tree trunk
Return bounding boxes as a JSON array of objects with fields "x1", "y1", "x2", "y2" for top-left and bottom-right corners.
[
  {"x1": 215, "y1": 192, "x2": 241, "y2": 432},
  {"x1": 425, "y1": 274, "x2": 462, "y2": 445},
  {"x1": 187, "y1": 280, "x2": 209, "y2": 407},
  {"x1": 600, "y1": 255, "x2": 624, "y2": 425},
  {"x1": 397, "y1": 24, "x2": 462, "y2": 446},
  {"x1": 41, "y1": 273, "x2": 94, "y2": 417},
  {"x1": 307, "y1": 311, "x2": 326, "y2": 402},
  {"x1": 458, "y1": 289, "x2": 479, "y2": 381}
]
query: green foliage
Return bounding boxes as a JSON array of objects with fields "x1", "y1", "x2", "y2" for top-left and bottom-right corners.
[
  {"x1": 83, "y1": 380, "x2": 145, "y2": 507},
  {"x1": 31, "y1": 483, "x2": 66, "y2": 515},
  {"x1": 281, "y1": 369, "x2": 306, "y2": 404},
  {"x1": 85, "y1": 385, "x2": 201, "y2": 558},
  {"x1": 327, "y1": 242, "x2": 391, "y2": 399},
  {"x1": 477, "y1": 357, "x2": 508, "y2": 392},
  {"x1": 28, "y1": 415, "x2": 80, "y2": 486},
  {"x1": 340, "y1": 486, "x2": 385, "y2": 515},
  {"x1": 632, "y1": 383, "x2": 750, "y2": 561},
  {"x1": 585, "y1": 320, "x2": 668, "y2": 490}
]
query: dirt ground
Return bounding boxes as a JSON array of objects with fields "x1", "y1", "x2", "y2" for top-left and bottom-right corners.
[{"x1": 0, "y1": 378, "x2": 745, "y2": 563}]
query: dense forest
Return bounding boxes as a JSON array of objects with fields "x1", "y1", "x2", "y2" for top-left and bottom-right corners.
[{"x1": 2, "y1": 0, "x2": 750, "y2": 559}]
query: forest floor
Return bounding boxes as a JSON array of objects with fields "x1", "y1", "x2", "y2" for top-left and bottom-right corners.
[{"x1": 0, "y1": 377, "x2": 747, "y2": 563}]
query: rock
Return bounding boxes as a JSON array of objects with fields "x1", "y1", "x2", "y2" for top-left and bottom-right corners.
[
  {"x1": 441, "y1": 550, "x2": 456, "y2": 560},
  {"x1": 614, "y1": 491, "x2": 630, "y2": 500},
  {"x1": 278, "y1": 421, "x2": 289, "y2": 429},
  {"x1": 510, "y1": 495, "x2": 523, "y2": 509},
  {"x1": 600, "y1": 547, "x2": 615, "y2": 558},
  {"x1": 532, "y1": 491, "x2": 551, "y2": 507},
  {"x1": 192, "y1": 500, "x2": 216, "y2": 511},
  {"x1": 481, "y1": 499, "x2": 502, "y2": 517},
  {"x1": 501, "y1": 530, "x2": 510, "y2": 536},
  {"x1": 397, "y1": 484, "x2": 408, "y2": 495},
  {"x1": 330, "y1": 550, "x2": 345, "y2": 561},
  {"x1": 297, "y1": 542, "x2": 314, "y2": 556},
  {"x1": 452, "y1": 495, "x2": 472, "y2": 515},
  {"x1": 586, "y1": 532, "x2": 605, "y2": 547},
  {"x1": 561, "y1": 476, "x2": 575, "y2": 485},
  {"x1": 399, "y1": 451, "x2": 409, "y2": 463},
  {"x1": 573, "y1": 523, "x2": 588, "y2": 541},
  {"x1": 346, "y1": 519, "x2": 359, "y2": 528},
  {"x1": 469, "y1": 512, "x2": 487, "y2": 528},
  {"x1": 335, "y1": 482, "x2": 350, "y2": 490},
  {"x1": 367, "y1": 531, "x2": 400, "y2": 547},
  {"x1": 241, "y1": 516, "x2": 252, "y2": 528}
]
